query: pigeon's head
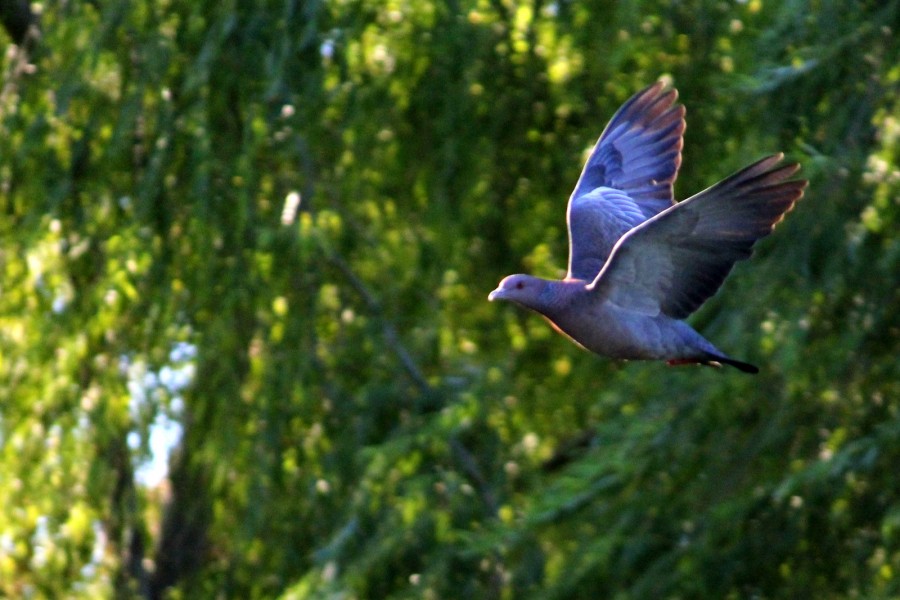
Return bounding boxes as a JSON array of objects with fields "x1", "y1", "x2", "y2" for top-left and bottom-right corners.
[{"x1": 488, "y1": 274, "x2": 545, "y2": 305}]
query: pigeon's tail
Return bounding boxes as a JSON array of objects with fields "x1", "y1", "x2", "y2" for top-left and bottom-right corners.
[
  {"x1": 710, "y1": 355, "x2": 759, "y2": 374},
  {"x1": 666, "y1": 354, "x2": 759, "y2": 374}
]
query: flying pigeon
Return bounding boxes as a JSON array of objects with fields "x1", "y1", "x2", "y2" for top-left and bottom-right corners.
[{"x1": 488, "y1": 82, "x2": 807, "y2": 373}]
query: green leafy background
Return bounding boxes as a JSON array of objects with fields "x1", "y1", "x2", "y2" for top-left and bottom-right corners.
[{"x1": 0, "y1": 0, "x2": 898, "y2": 598}]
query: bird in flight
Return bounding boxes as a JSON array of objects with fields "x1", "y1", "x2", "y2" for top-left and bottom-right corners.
[{"x1": 488, "y1": 82, "x2": 807, "y2": 373}]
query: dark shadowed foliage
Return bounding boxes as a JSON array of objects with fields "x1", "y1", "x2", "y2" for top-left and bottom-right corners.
[{"x1": 0, "y1": 1, "x2": 898, "y2": 598}]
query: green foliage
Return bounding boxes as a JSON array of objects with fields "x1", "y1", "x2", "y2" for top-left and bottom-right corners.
[{"x1": 0, "y1": 0, "x2": 898, "y2": 598}]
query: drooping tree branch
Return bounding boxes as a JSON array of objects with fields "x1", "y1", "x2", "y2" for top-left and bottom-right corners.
[
  {"x1": 311, "y1": 233, "x2": 501, "y2": 516},
  {"x1": 326, "y1": 252, "x2": 432, "y2": 395}
]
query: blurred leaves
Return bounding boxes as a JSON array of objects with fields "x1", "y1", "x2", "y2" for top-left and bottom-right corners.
[{"x1": 0, "y1": 0, "x2": 898, "y2": 598}]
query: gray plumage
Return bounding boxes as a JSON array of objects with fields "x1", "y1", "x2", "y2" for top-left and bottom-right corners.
[{"x1": 488, "y1": 82, "x2": 807, "y2": 373}]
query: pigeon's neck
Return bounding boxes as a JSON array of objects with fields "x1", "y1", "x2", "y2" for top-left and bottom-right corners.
[{"x1": 522, "y1": 277, "x2": 583, "y2": 316}]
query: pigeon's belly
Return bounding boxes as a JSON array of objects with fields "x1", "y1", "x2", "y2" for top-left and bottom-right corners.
[{"x1": 548, "y1": 302, "x2": 676, "y2": 360}]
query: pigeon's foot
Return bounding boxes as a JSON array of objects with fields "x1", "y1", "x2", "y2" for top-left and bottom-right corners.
[{"x1": 666, "y1": 358, "x2": 706, "y2": 368}]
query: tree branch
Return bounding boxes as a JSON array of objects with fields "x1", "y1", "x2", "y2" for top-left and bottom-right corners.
[
  {"x1": 326, "y1": 252, "x2": 432, "y2": 395},
  {"x1": 321, "y1": 247, "x2": 499, "y2": 516}
]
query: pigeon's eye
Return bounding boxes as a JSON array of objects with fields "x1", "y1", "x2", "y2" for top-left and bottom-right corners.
[{"x1": 515, "y1": 281, "x2": 524, "y2": 290}]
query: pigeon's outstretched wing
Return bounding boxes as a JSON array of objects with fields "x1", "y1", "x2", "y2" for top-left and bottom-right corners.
[
  {"x1": 566, "y1": 82, "x2": 685, "y2": 280},
  {"x1": 588, "y1": 154, "x2": 807, "y2": 318},
  {"x1": 570, "y1": 82, "x2": 685, "y2": 208}
]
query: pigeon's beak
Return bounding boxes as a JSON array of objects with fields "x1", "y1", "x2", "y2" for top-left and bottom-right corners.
[{"x1": 488, "y1": 288, "x2": 502, "y2": 302}]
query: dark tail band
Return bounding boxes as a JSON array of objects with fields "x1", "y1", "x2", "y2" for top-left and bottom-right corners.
[
  {"x1": 667, "y1": 355, "x2": 760, "y2": 374},
  {"x1": 708, "y1": 354, "x2": 759, "y2": 374}
]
